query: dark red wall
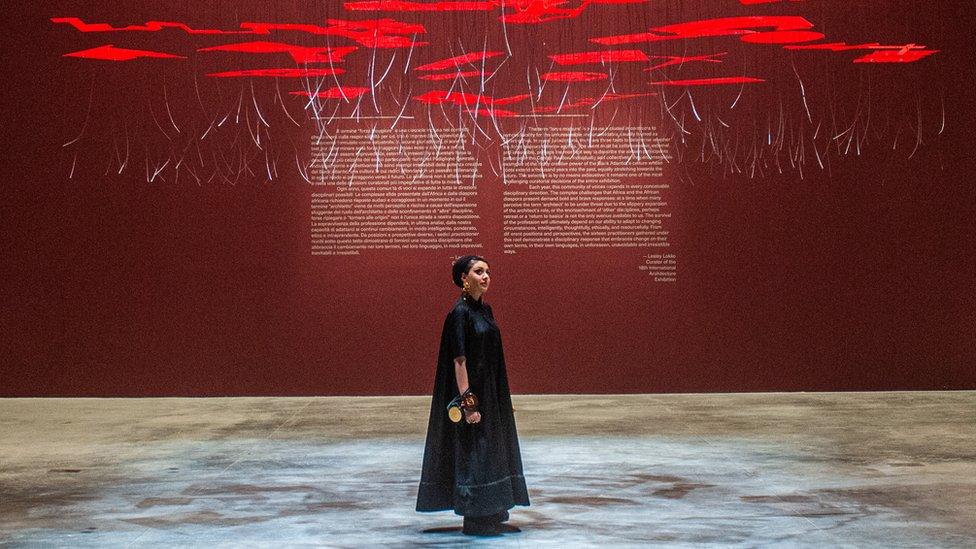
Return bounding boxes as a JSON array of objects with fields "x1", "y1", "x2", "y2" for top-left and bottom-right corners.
[{"x1": 2, "y1": 2, "x2": 973, "y2": 395}]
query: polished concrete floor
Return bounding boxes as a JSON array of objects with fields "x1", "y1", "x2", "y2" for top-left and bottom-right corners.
[{"x1": 1, "y1": 392, "x2": 974, "y2": 547}]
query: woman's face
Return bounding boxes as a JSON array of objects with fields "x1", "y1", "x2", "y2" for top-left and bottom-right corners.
[{"x1": 462, "y1": 260, "x2": 490, "y2": 297}]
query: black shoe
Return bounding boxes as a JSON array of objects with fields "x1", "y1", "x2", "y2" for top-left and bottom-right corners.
[{"x1": 462, "y1": 516, "x2": 502, "y2": 536}]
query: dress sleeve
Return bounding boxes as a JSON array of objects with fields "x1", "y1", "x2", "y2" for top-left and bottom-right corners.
[{"x1": 448, "y1": 308, "x2": 467, "y2": 361}]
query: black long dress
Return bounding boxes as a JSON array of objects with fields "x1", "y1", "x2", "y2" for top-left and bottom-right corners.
[{"x1": 416, "y1": 293, "x2": 530, "y2": 517}]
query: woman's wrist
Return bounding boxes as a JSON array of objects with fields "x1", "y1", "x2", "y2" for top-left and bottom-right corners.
[{"x1": 457, "y1": 387, "x2": 479, "y2": 412}]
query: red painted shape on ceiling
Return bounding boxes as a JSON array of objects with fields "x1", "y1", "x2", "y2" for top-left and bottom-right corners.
[
  {"x1": 532, "y1": 91, "x2": 656, "y2": 112},
  {"x1": 415, "y1": 51, "x2": 504, "y2": 71},
  {"x1": 207, "y1": 68, "x2": 346, "y2": 78},
  {"x1": 52, "y1": 17, "x2": 428, "y2": 48},
  {"x1": 784, "y1": 42, "x2": 939, "y2": 63},
  {"x1": 414, "y1": 90, "x2": 530, "y2": 107},
  {"x1": 500, "y1": 0, "x2": 649, "y2": 25},
  {"x1": 853, "y1": 49, "x2": 939, "y2": 63},
  {"x1": 591, "y1": 16, "x2": 824, "y2": 46},
  {"x1": 542, "y1": 71, "x2": 608, "y2": 81},
  {"x1": 345, "y1": 1, "x2": 498, "y2": 11},
  {"x1": 785, "y1": 42, "x2": 885, "y2": 51},
  {"x1": 62, "y1": 44, "x2": 185, "y2": 61},
  {"x1": 243, "y1": 19, "x2": 427, "y2": 48},
  {"x1": 199, "y1": 42, "x2": 358, "y2": 64},
  {"x1": 548, "y1": 49, "x2": 649, "y2": 65},
  {"x1": 645, "y1": 52, "x2": 727, "y2": 71},
  {"x1": 418, "y1": 70, "x2": 485, "y2": 80},
  {"x1": 343, "y1": 0, "x2": 650, "y2": 24},
  {"x1": 51, "y1": 17, "x2": 250, "y2": 34}
]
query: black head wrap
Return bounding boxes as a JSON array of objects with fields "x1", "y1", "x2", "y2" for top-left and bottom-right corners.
[{"x1": 452, "y1": 255, "x2": 487, "y2": 288}]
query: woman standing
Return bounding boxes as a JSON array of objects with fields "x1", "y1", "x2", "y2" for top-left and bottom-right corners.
[{"x1": 416, "y1": 255, "x2": 530, "y2": 536}]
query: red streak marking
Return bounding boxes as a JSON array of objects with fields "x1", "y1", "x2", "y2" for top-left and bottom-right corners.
[
  {"x1": 418, "y1": 70, "x2": 485, "y2": 80},
  {"x1": 532, "y1": 91, "x2": 655, "y2": 112},
  {"x1": 467, "y1": 108, "x2": 518, "y2": 117},
  {"x1": 414, "y1": 90, "x2": 530, "y2": 107},
  {"x1": 62, "y1": 44, "x2": 184, "y2": 61},
  {"x1": 785, "y1": 42, "x2": 885, "y2": 51},
  {"x1": 207, "y1": 68, "x2": 345, "y2": 78},
  {"x1": 784, "y1": 42, "x2": 938, "y2": 63},
  {"x1": 243, "y1": 19, "x2": 427, "y2": 48},
  {"x1": 549, "y1": 49, "x2": 649, "y2": 65},
  {"x1": 317, "y1": 18, "x2": 426, "y2": 34},
  {"x1": 52, "y1": 17, "x2": 427, "y2": 48},
  {"x1": 500, "y1": 0, "x2": 648, "y2": 24},
  {"x1": 591, "y1": 16, "x2": 823, "y2": 46},
  {"x1": 415, "y1": 51, "x2": 503, "y2": 71},
  {"x1": 290, "y1": 87, "x2": 370, "y2": 99},
  {"x1": 200, "y1": 42, "x2": 357, "y2": 64},
  {"x1": 649, "y1": 76, "x2": 765, "y2": 86},
  {"x1": 783, "y1": 42, "x2": 939, "y2": 63},
  {"x1": 345, "y1": 1, "x2": 498, "y2": 10},
  {"x1": 51, "y1": 17, "x2": 249, "y2": 34},
  {"x1": 853, "y1": 49, "x2": 938, "y2": 63},
  {"x1": 344, "y1": 0, "x2": 649, "y2": 24},
  {"x1": 644, "y1": 52, "x2": 727, "y2": 71},
  {"x1": 542, "y1": 71, "x2": 608, "y2": 82}
]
